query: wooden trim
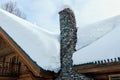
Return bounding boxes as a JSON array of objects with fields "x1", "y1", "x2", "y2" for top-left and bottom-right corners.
[
  {"x1": 0, "y1": 77, "x2": 17, "y2": 80},
  {"x1": 0, "y1": 29, "x2": 41, "y2": 77},
  {"x1": 74, "y1": 62, "x2": 120, "y2": 74},
  {"x1": 109, "y1": 74, "x2": 120, "y2": 80}
]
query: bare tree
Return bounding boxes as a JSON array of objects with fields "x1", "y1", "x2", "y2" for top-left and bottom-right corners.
[{"x1": 1, "y1": 1, "x2": 26, "y2": 19}]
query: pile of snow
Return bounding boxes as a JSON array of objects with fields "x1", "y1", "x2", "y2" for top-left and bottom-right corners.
[
  {"x1": 0, "y1": 9, "x2": 60, "y2": 72},
  {"x1": 59, "y1": 5, "x2": 73, "y2": 12},
  {"x1": 73, "y1": 15, "x2": 120, "y2": 65}
]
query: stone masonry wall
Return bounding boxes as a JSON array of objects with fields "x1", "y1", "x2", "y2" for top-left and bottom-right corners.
[{"x1": 56, "y1": 8, "x2": 92, "y2": 80}]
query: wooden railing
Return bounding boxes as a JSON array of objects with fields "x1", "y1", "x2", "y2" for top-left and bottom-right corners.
[{"x1": 0, "y1": 62, "x2": 20, "y2": 77}]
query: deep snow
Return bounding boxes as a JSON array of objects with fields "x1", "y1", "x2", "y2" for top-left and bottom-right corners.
[
  {"x1": 0, "y1": 8, "x2": 120, "y2": 72},
  {"x1": 0, "y1": 9, "x2": 60, "y2": 72},
  {"x1": 76, "y1": 16, "x2": 118, "y2": 50},
  {"x1": 74, "y1": 15, "x2": 120, "y2": 65}
]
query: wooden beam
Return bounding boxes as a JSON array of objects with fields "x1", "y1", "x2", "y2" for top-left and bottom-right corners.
[
  {"x1": 0, "y1": 36, "x2": 9, "y2": 50},
  {"x1": 74, "y1": 63, "x2": 120, "y2": 80},
  {"x1": 74, "y1": 63, "x2": 120, "y2": 74},
  {"x1": 0, "y1": 29, "x2": 41, "y2": 77},
  {"x1": 0, "y1": 77, "x2": 17, "y2": 80},
  {"x1": 0, "y1": 47, "x2": 12, "y2": 57}
]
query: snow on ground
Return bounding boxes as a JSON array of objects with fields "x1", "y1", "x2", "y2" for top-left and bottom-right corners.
[
  {"x1": 1, "y1": 8, "x2": 120, "y2": 72},
  {"x1": 73, "y1": 15, "x2": 120, "y2": 65}
]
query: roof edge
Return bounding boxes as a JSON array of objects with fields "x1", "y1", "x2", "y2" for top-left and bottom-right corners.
[{"x1": 0, "y1": 26, "x2": 44, "y2": 77}]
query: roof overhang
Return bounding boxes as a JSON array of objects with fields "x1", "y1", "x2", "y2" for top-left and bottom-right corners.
[{"x1": 0, "y1": 27, "x2": 41, "y2": 77}]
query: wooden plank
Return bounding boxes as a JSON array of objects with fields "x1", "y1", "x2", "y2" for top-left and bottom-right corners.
[
  {"x1": 74, "y1": 63, "x2": 120, "y2": 80},
  {"x1": 0, "y1": 28, "x2": 41, "y2": 77},
  {"x1": 0, "y1": 77, "x2": 17, "y2": 80},
  {"x1": 74, "y1": 63, "x2": 120, "y2": 74},
  {"x1": 0, "y1": 47, "x2": 13, "y2": 57}
]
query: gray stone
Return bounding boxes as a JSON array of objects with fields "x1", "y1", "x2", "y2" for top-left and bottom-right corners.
[{"x1": 56, "y1": 8, "x2": 92, "y2": 80}]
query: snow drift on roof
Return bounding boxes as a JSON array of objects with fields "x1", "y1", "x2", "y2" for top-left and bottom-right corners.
[
  {"x1": 0, "y1": 9, "x2": 60, "y2": 72},
  {"x1": 73, "y1": 15, "x2": 120, "y2": 65},
  {"x1": 76, "y1": 16, "x2": 117, "y2": 50},
  {"x1": 1, "y1": 8, "x2": 120, "y2": 72}
]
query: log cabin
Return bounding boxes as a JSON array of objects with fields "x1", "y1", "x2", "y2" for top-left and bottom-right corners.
[
  {"x1": 0, "y1": 9, "x2": 58, "y2": 80},
  {"x1": 0, "y1": 27, "x2": 57, "y2": 80},
  {"x1": 0, "y1": 7, "x2": 120, "y2": 80},
  {"x1": 74, "y1": 58, "x2": 120, "y2": 80}
]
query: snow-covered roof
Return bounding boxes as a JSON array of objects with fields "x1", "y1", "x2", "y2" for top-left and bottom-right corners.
[
  {"x1": 73, "y1": 15, "x2": 120, "y2": 65},
  {"x1": 0, "y1": 9, "x2": 60, "y2": 72},
  {"x1": 76, "y1": 16, "x2": 117, "y2": 50},
  {"x1": 0, "y1": 8, "x2": 120, "y2": 72}
]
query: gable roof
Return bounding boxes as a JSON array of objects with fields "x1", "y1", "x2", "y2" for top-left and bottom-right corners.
[
  {"x1": 0, "y1": 9, "x2": 60, "y2": 73},
  {"x1": 73, "y1": 15, "x2": 120, "y2": 65},
  {"x1": 1, "y1": 8, "x2": 120, "y2": 74},
  {"x1": 0, "y1": 27, "x2": 41, "y2": 76}
]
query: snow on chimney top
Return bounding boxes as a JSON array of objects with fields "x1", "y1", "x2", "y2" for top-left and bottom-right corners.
[{"x1": 59, "y1": 5, "x2": 71, "y2": 12}]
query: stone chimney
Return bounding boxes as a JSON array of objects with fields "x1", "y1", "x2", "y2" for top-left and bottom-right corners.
[
  {"x1": 56, "y1": 7, "x2": 91, "y2": 80},
  {"x1": 59, "y1": 7, "x2": 77, "y2": 70}
]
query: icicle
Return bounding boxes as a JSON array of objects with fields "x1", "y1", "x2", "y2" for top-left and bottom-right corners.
[
  {"x1": 104, "y1": 59, "x2": 106, "y2": 63},
  {"x1": 97, "y1": 61, "x2": 100, "y2": 64},
  {"x1": 107, "y1": 59, "x2": 110, "y2": 63},
  {"x1": 111, "y1": 59, "x2": 113, "y2": 62},
  {"x1": 114, "y1": 58, "x2": 117, "y2": 62},
  {"x1": 101, "y1": 60, "x2": 103, "y2": 64},
  {"x1": 118, "y1": 57, "x2": 120, "y2": 61}
]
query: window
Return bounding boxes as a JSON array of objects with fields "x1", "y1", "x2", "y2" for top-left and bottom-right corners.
[{"x1": 109, "y1": 74, "x2": 120, "y2": 80}]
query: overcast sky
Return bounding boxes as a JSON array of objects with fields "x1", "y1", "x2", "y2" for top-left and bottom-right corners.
[{"x1": 1, "y1": 0, "x2": 120, "y2": 32}]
